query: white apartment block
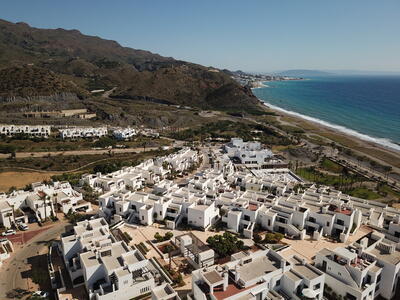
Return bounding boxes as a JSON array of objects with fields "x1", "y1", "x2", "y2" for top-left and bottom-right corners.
[
  {"x1": 82, "y1": 142, "x2": 399, "y2": 247},
  {"x1": 0, "y1": 124, "x2": 51, "y2": 138},
  {"x1": 112, "y1": 127, "x2": 137, "y2": 140},
  {"x1": 50, "y1": 137, "x2": 400, "y2": 300},
  {"x1": 0, "y1": 181, "x2": 90, "y2": 228},
  {"x1": 224, "y1": 138, "x2": 275, "y2": 169},
  {"x1": 175, "y1": 233, "x2": 215, "y2": 270},
  {"x1": 59, "y1": 127, "x2": 108, "y2": 139},
  {"x1": 81, "y1": 148, "x2": 198, "y2": 195},
  {"x1": 61, "y1": 218, "x2": 165, "y2": 300},
  {"x1": 189, "y1": 248, "x2": 324, "y2": 300}
]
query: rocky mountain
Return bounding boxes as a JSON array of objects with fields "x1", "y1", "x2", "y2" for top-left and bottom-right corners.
[{"x1": 0, "y1": 19, "x2": 261, "y2": 112}]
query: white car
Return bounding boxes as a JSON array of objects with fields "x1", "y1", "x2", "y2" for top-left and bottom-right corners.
[
  {"x1": 19, "y1": 223, "x2": 29, "y2": 231},
  {"x1": 32, "y1": 291, "x2": 49, "y2": 298},
  {"x1": 1, "y1": 229, "x2": 16, "y2": 236}
]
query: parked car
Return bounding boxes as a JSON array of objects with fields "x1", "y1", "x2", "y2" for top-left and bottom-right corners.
[
  {"x1": 28, "y1": 216, "x2": 38, "y2": 223},
  {"x1": 19, "y1": 223, "x2": 29, "y2": 231},
  {"x1": 32, "y1": 291, "x2": 49, "y2": 298},
  {"x1": 1, "y1": 229, "x2": 16, "y2": 236}
]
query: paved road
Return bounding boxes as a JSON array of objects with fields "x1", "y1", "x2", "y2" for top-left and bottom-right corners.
[{"x1": 0, "y1": 222, "x2": 69, "y2": 299}]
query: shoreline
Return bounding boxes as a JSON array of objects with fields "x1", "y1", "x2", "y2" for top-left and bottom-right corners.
[
  {"x1": 255, "y1": 99, "x2": 400, "y2": 172},
  {"x1": 260, "y1": 100, "x2": 400, "y2": 153}
]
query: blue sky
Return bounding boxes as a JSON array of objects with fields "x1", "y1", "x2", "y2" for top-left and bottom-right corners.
[{"x1": 1, "y1": 0, "x2": 399, "y2": 72}]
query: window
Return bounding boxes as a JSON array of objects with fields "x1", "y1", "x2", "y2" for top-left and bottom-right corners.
[
  {"x1": 377, "y1": 274, "x2": 381, "y2": 282},
  {"x1": 337, "y1": 219, "x2": 344, "y2": 226},
  {"x1": 276, "y1": 279, "x2": 281, "y2": 287},
  {"x1": 395, "y1": 231, "x2": 400, "y2": 238},
  {"x1": 244, "y1": 215, "x2": 250, "y2": 221},
  {"x1": 268, "y1": 220, "x2": 271, "y2": 227},
  {"x1": 314, "y1": 283, "x2": 320, "y2": 290},
  {"x1": 309, "y1": 217, "x2": 316, "y2": 223},
  {"x1": 327, "y1": 222, "x2": 330, "y2": 226},
  {"x1": 142, "y1": 216, "x2": 144, "y2": 220},
  {"x1": 345, "y1": 293, "x2": 356, "y2": 300}
]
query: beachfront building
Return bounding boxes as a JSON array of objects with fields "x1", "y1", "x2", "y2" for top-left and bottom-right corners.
[
  {"x1": 0, "y1": 124, "x2": 51, "y2": 138},
  {"x1": 224, "y1": 138, "x2": 275, "y2": 169},
  {"x1": 59, "y1": 126, "x2": 108, "y2": 139},
  {"x1": 60, "y1": 218, "x2": 165, "y2": 300}
]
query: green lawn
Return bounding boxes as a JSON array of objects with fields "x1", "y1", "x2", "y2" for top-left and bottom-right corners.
[
  {"x1": 320, "y1": 158, "x2": 343, "y2": 173},
  {"x1": 347, "y1": 187, "x2": 380, "y2": 200},
  {"x1": 296, "y1": 167, "x2": 364, "y2": 190}
]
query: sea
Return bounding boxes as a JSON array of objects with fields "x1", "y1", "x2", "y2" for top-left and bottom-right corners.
[{"x1": 252, "y1": 76, "x2": 400, "y2": 152}]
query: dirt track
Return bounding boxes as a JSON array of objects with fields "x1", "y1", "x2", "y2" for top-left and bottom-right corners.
[{"x1": 0, "y1": 146, "x2": 158, "y2": 159}]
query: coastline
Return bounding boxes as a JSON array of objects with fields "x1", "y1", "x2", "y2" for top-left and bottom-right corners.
[
  {"x1": 255, "y1": 97, "x2": 400, "y2": 171},
  {"x1": 261, "y1": 100, "x2": 400, "y2": 153}
]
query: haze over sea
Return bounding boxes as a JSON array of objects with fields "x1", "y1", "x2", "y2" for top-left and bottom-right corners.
[{"x1": 252, "y1": 76, "x2": 400, "y2": 152}]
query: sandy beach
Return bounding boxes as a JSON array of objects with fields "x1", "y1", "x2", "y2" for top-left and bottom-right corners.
[{"x1": 260, "y1": 102, "x2": 400, "y2": 173}]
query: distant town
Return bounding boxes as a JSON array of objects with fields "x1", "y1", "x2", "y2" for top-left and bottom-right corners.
[{"x1": 231, "y1": 70, "x2": 303, "y2": 88}]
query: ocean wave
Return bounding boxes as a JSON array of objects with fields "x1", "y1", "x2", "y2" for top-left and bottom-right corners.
[{"x1": 261, "y1": 101, "x2": 400, "y2": 152}]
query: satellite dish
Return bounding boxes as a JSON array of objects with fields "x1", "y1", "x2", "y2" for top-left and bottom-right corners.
[{"x1": 302, "y1": 288, "x2": 318, "y2": 299}]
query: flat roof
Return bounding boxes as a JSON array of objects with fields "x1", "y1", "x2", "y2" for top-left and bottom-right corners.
[
  {"x1": 368, "y1": 247, "x2": 400, "y2": 265},
  {"x1": 203, "y1": 270, "x2": 224, "y2": 285},
  {"x1": 236, "y1": 256, "x2": 278, "y2": 282}
]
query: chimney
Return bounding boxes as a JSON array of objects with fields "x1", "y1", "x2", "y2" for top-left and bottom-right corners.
[
  {"x1": 280, "y1": 259, "x2": 286, "y2": 269},
  {"x1": 234, "y1": 264, "x2": 240, "y2": 282},
  {"x1": 222, "y1": 271, "x2": 228, "y2": 291}
]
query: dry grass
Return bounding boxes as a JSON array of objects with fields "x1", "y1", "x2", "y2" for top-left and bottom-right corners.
[{"x1": 0, "y1": 171, "x2": 57, "y2": 192}]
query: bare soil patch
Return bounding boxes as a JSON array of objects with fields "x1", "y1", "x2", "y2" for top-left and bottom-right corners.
[{"x1": 0, "y1": 171, "x2": 56, "y2": 192}]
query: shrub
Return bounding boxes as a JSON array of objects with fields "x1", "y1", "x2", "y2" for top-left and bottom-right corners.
[{"x1": 253, "y1": 233, "x2": 262, "y2": 243}]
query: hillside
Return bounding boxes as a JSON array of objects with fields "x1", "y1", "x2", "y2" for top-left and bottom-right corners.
[{"x1": 0, "y1": 19, "x2": 261, "y2": 112}]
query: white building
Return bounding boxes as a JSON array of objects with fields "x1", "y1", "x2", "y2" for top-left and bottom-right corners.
[
  {"x1": 0, "y1": 238, "x2": 14, "y2": 267},
  {"x1": 59, "y1": 127, "x2": 108, "y2": 139},
  {"x1": 224, "y1": 138, "x2": 274, "y2": 169},
  {"x1": 112, "y1": 128, "x2": 137, "y2": 140},
  {"x1": 0, "y1": 124, "x2": 51, "y2": 138},
  {"x1": 61, "y1": 218, "x2": 164, "y2": 300},
  {"x1": 315, "y1": 247, "x2": 380, "y2": 300},
  {"x1": 175, "y1": 233, "x2": 215, "y2": 269},
  {"x1": 189, "y1": 249, "x2": 324, "y2": 300},
  {"x1": 0, "y1": 182, "x2": 89, "y2": 227}
]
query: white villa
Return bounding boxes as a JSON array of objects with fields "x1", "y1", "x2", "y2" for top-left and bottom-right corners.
[
  {"x1": 0, "y1": 124, "x2": 51, "y2": 138},
  {"x1": 189, "y1": 248, "x2": 325, "y2": 300},
  {"x1": 59, "y1": 127, "x2": 108, "y2": 139},
  {"x1": 112, "y1": 127, "x2": 137, "y2": 140},
  {"x1": 0, "y1": 181, "x2": 90, "y2": 228},
  {"x1": 60, "y1": 218, "x2": 166, "y2": 300}
]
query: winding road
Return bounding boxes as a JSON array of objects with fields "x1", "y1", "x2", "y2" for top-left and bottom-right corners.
[{"x1": 0, "y1": 222, "x2": 69, "y2": 299}]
